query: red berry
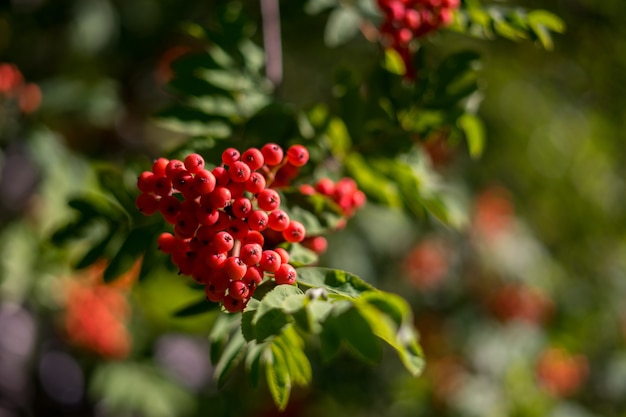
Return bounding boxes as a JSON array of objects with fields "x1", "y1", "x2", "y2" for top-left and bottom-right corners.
[
  {"x1": 153, "y1": 176, "x2": 173, "y2": 197},
  {"x1": 260, "y1": 250, "x2": 281, "y2": 273},
  {"x1": 184, "y1": 153, "x2": 205, "y2": 174},
  {"x1": 205, "y1": 285, "x2": 226, "y2": 303},
  {"x1": 158, "y1": 195, "x2": 181, "y2": 223},
  {"x1": 152, "y1": 157, "x2": 169, "y2": 177},
  {"x1": 212, "y1": 166, "x2": 231, "y2": 186},
  {"x1": 208, "y1": 186, "x2": 232, "y2": 209},
  {"x1": 193, "y1": 169, "x2": 216, "y2": 195},
  {"x1": 228, "y1": 280, "x2": 250, "y2": 300},
  {"x1": 223, "y1": 257, "x2": 247, "y2": 281},
  {"x1": 261, "y1": 143, "x2": 284, "y2": 166},
  {"x1": 165, "y1": 159, "x2": 185, "y2": 180},
  {"x1": 286, "y1": 145, "x2": 309, "y2": 167},
  {"x1": 229, "y1": 161, "x2": 252, "y2": 183},
  {"x1": 223, "y1": 294, "x2": 245, "y2": 312},
  {"x1": 208, "y1": 269, "x2": 231, "y2": 292},
  {"x1": 212, "y1": 231, "x2": 235, "y2": 252},
  {"x1": 245, "y1": 172, "x2": 266, "y2": 194},
  {"x1": 257, "y1": 189, "x2": 281, "y2": 211},
  {"x1": 136, "y1": 193, "x2": 159, "y2": 215},
  {"x1": 274, "y1": 247, "x2": 290, "y2": 264},
  {"x1": 247, "y1": 210, "x2": 269, "y2": 231},
  {"x1": 227, "y1": 218, "x2": 249, "y2": 241},
  {"x1": 206, "y1": 251, "x2": 228, "y2": 269},
  {"x1": 274, "y1": 263, "x2": 297, "y2": 285},
  {"x1": 231, "y1": 197, "x2": 252, "y2": 219},
  {"x1": 283, "y1": 220, "x2": 306, "y2": 243},
  {"x1": 137, "y1": 171, "x2": 156, "y2": 193},
  {"x1": 243, "y1": 230, "x2": 265, "y2": 246},
  {"x1": 315, "y1": 177, "x2": 335, "y2": 195},
  {"x1": 172, "y1": 170, "x2": 194, "y2": 194},
  {"x1": 241, "y1": 148, "x2": 264, "y2": 170},
  {"x1": 174, "y1": 212, "x2": 199, "y2": 239},
  {"x1": 268, "y1": 209, "x2": 290, "y2": 231},
  {"x1": 302, "y1": 236, "x2": 328, "y2": 254},
  {"x1": 222, "y1": 148, "x2": 240, "y2": 165},
  {"x1": 240, "y1": 243, "x2": 263, "y2": 266},
  {"x1": 157, "y1": 232, "x2": 178, "y2": 253},
  {"x1": 299, "y1": 184, "x2": 316, "y2": 196},
  {"x1": 195, "y1": 205, "x2": 220, "y2": 226},
  {"x1": 243, "y1": 265, "x2": 264, "y2": 285}
]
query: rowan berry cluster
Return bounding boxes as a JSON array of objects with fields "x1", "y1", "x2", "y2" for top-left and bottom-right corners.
[
  {"x1": 298, "y1": 177, "x2": 367, "y2": 255},
  {"x1": 0, "y1": 62, "x2": 42, "y2": 114},
  {"x1": 377, "y1": 0, "x2": 460, "y2": 78},
  {"x1": 135, "y1": 144, "x2": 310, "y2": 312}
]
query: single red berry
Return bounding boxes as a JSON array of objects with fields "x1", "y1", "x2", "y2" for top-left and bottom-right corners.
[
  {"x1": 222, "y1": 148, "x2": 240, "y2": 165},
  {"x1": 206, "y1": 251, "x2": 228, "y2": 270},
  {"x1": 165, "y1": 159, "x2": 185, "y2": 180},
  {"x1": 231, "y1": 197, "x2": 252, "y2": 219},
  {"x1": 257, "y1": 189, "x2": 281, "y2": 211},
  {"x1": 172, "y1": 170, "x2": 194, "y2": 194},
  {"x1": 228, "y1": 280, "x2": 250, "y2": 300},
  {"x1": 223, "y1": 294, "x2": 245, "y2": 313},
  {"x1": 240, "y1": 243, "x2": 263, "y2": 266},
  {"x1": 283, "y1": 220, "x2": 306, "y2": 243},
  {"x1": 299, "y1": 184, "x2": 316, "y2": 195},
  {"x1": 286, "y1": 145, "x2": 309, "y2": 167},
  {"x1": 241, "y1": 148, "x2": 265, "y2": 171},
  {"x1": 229, "y1": 161, "x2": 252, "y2": 183},
  {"x1": 137, "y1": 171, "x2": 156, "y2": 193},
  {"x1": 153, "y1": 176, "x2": 173, "y2": 197},
  {"x1": 174, "y1": 212, "x2": 199, "y2": 239},
  {"x1": 205, "y1": 285, "x2": 226, "y2": 303},
  {"x1": 261, "y1": 143, "x2": 284, "y2": 166},
  {"x1": 136, "y1": 193, "x2": 159, "y2": 215},
  {"x1": 196, "y1": 225, "x2": 215, "y2": 245},
  {"x1": 193, "y1": 169, "x2": 216, "y2": 195},
  {"x1": 184, "y1": 153, "x2": 205, "y2": 174},
  {"x1": 152, "y1": 157, "x2": 169, "y2": 177},
  {"x1": 223, "y1": 257, "x2": 247, "y2": 280},
  {"x1": 207, "y1": 268, "x2": 231, "y2": 292},
  {"x1": 157, "y1": 232, "x2": 178, "y2": 253},
  {"x1": 227, "y1": 218, "x2": 249, "y2": 241},
  {"x1": 268, "y1": 209, "x2": 290, "y2": 231},
  {"x1": 245, "y1": 172, "x2": 266, "y2": 194},
  {"x1": 315, "y1": 178, "x2": 335, "y2": 196},
  {"x1": 274, "y1": 263, "x2": 297, "y2": 285},
  {"x1": 228, "y1": 181, "x2": 246, "y2": 199},
  {"x1": 260, "y1": 250, "x2": 281, "y2": 273},
  {"x1": 247, "y1": 210, "x2": 269, "y2": 232},
  {"x1": 195, "y1": 205, "x2": 220, "y2": 226},
  {"x1": 212, "y1": 231, "x2": 235, "y2": 252},
  {"x1": 302, "y1": 236, "x2": 328, "y2": 254},
  {"x1": 208, "y1": 186, "x2": 232, "y2": 209}
]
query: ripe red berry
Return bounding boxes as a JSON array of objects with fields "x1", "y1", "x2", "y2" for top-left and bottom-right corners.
[
  {"x1": 286, "y1": 145, "x2": 309, "y2": 167},
  {"x1": 172, "y1": 170, "x2": 194, "y2": 194},
  {"x1": 274, "y1": 263, "x2": 297, "y2": 285},
  {"x1": 228, "y1": 280, "x2": 250, "y2": 300},
  {"x1": 268, "y1": 209, "x2": 290, "y2": 231},
  {"x1": 152, "y1": 157, "x2": 169, "y2": 177},
  {"x1": 243, "y1": 230, "x2": 265, "y2": 246},
  {"x1": 223, "y1": 257, "x2": 247, "y2": 281},
  {"x1": 229, "y1": 161, "x2": 252, "y2": 183},
  {"x1": 231, "y1": 197, "x2": 252, "y2": 218},
  {"x1": 195, "y1": 205, "x2": 220, "y2": 226},
  {"x1": 184, "y1": 153, "x2": 205, "y2": 174},
  {"x1": 193, "y1": 169, "x2": 216, "y2": 195},
  {"x1": 136, "y1": 193, "x2": 159, "y2": 215},
  {"x1": 274, "y1": 247, "x2": 290, "y2": 264},
  {"x1": 208, "y1": 186, "x2": 232, "y2": 209},
  {"x1": 247, "y1": 210, "x2": 269, "y2": 231},
  {"x1": 206, "y1": 251, "x2": 228, "y2": 269},
  {"x1": 157, "y1": 232, "x2": 178, "y2": 253},
  {"x1": 165, "y1": 159, "x2": 185, "y2": 180},
  {"x1": 222, "y1": 148, "x2": 240, "y2": 165},
  {"x1": 208, "y1": 269, "x2": 231, "y2": 292},
  {"x1": 227, "y1": 218, "x2": 249, "y2": 241},
  {"x1": 243, "y1": 265, "x2": 264, "y2": 285},
  {"x1": 302, "y1": 236, "x2": 328, "y2": 254},
  {"x1": 153, "y1": 176, "x2": 173, "y2": 197},
  {"x1": 158, "y1": 195, "x2": 181, "y2": 223},
  {"x1": 212, "y1": 231, "x2": 235, "y2": 252},
  {"x1": 283, "y1": 220, "x2": 306, "y2": 243},
  {"x1": 241, "y1": 148, "x2": 264, "y2": 170},
  {"x1": 174, "y1": 212, "x2": 199, "y2": 239},
  {"x1": 205, "y1": 285, "x2": 226, "y2": 303},
  {"x1": 240, "y1": 243, "x2": 263, "y2": 266},
  {"x1": 137, "y1": 171, "x2": 156, "y2": 193},
  {"x1": 261, "y1": 143, "x2": 284, "y2": 166},
  {"x1": 245, "y1": 172, "x2": 266, "y2": 194},
  {"x1": 257, "y1": 189, "x2": 281, "y2": 211},
  {"x1": 212, "y1": 166, "x2": 230, "y2": 186},
  {"x1": 315, "y1": 177, "x2": 335, "y2": 195},
  {"x1": 260, "y1": 250, "x2": 281, "y2": 273},
  {"x1": 223, "y1": 294, "x2": 245, "y2": 312}
]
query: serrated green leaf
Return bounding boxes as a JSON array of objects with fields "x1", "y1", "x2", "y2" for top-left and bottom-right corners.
[
  {"x1": 324, "y1": 6, "x2": 362, "y2": 47},
  {"x1": 266, "y1": 344, "x2": 292, "y2": 411},
  {"x1": 104, "y1": 226, "x2": 156, "y2": 283},
  {"x1": 358, "y1": 291, "x2": 408, "y2": 327},
  {"x1": 245, "y1": 341, "x2": 266, "y2": 387},
  {"x1": 274, "y1": 328, "x2": 312, "y2": 386},
  {"x1": 458, "y1": 112, "x2": 486, "y2": 158},
  {"x1": 296, "y1": 267, "x2": 375, "y2": 298},
  {"x1": 214, "y1": 330, "x2": 247, "y2": 388},
  {"x1": 251, "y1": 285, "x2": 305, "y2": 341},
  {"x1": 172, "y1": 297, "x2": 219, "y2": 318}
]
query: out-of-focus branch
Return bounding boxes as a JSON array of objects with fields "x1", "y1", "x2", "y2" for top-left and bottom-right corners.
[{"x1": 260, "y1": 0, "x2": 283, "y2": 90}]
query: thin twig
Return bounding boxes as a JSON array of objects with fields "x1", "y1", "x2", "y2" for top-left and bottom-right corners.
[{"x1": 260, "y1": 0, "x2": 283, "y2": 90}]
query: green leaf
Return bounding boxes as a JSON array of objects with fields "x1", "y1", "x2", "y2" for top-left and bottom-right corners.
[
  {"x1": 104, "y1": 226, "x2": 156, "y2": 283},
  {"x1": 154, "y1": 106, "x2": 232, "y2": 137},
  {"x1": 296, "y1": 267, "x2": 375, "y2": 298},
  {"x1": 273, "y1": 326, "x2": 312, "y2": 386},
  {"x1": 251, "y1": 285, "x2": 305, "y2": 341},
  {"x1": 326, "y1": 117, "x2": 352, "y2": 158},
  {"x1": 288, "y1": 243, "x2": 318, "y2": 268},
  {"x1": 336, "y1": 306, "x2": 383, "y2": 364},
  {"x1": 324, "y1": 6, "x2": 362, "y2": 47},
  {"x1": 527, "y1": 10, "x2": 566, "y2": 33},
  {"x1": 74, "y1": 228, "x2": 117, "y2": 269},
  {"x1": 214, "y1": 330, "x2": 247, "y2": 388},
  {"x1": 266, "y1": 343, "x2": 292, "y2": 411},
  {"x1": 344, "y1": 153, "x2": 403, "y2": 208},
  {"x1": 458, "y1": 112, "x2": 486, "y2": 158},
  {"x1": 305, "y1": 0, "x2": 338, "y2": 15},
  {"x1": 172, "y1": 297, "x2": 220, "y2": 317},
  {"x1": 209, "y1": 313, "x2": 241, "y2": 365},
  {"x1": 383, "y1": 48, "x2": 406, "y2": 76}
]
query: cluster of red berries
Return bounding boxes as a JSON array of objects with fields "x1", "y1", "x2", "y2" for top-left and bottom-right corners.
[
  {"x1": 377, "y1": 0, "x2": 460, "y2": 78},
  {"x1": 0, "y1": 63, "x2": 42, "y2": 114},
  {"x1": 136, "y1": 144, "x2": 311, "y2": 312}
]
